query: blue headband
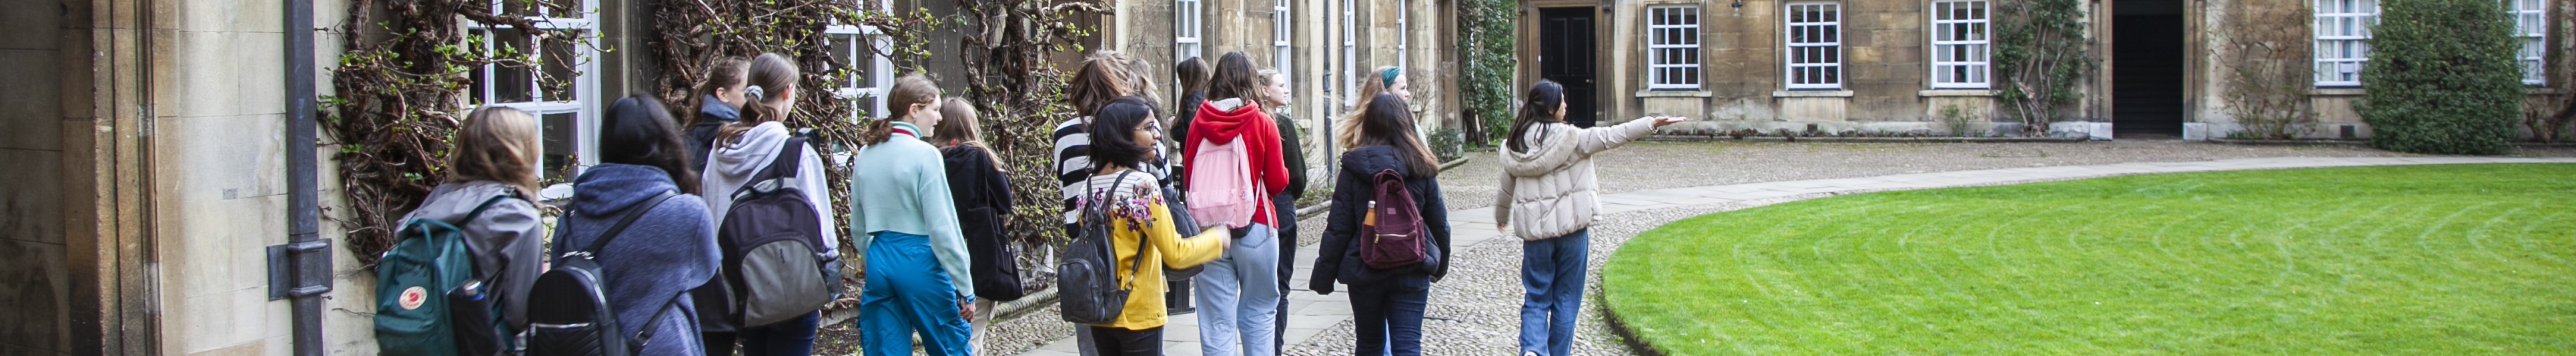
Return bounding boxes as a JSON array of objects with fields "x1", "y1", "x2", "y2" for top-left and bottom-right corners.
[{"x1": 1381, "y1": 67, "x2": 1401, "y2": 87}]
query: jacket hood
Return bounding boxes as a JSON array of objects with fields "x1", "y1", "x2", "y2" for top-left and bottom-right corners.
[
  {"x1": 569, "y1": 164, "x2": 681, "y2": 218},
  {"x1": 1500, "y1": 123, "x2": 1581, "y2": 177},
  {"x1": 1340, "y1": 145, "x2": 1416, "y2": 179},
  {"x1": 409, "y1": 180, "x2": 526, "y2": 223},
  {"x1": 708, "y1": 121, "x2": 791, "y2": 181},
  {"x1": 1191, "y1": 98, "x2": 1263, "y2": 143},
  {"x1": 698, "y1": 95, "x2": 740, "y2": 122}
]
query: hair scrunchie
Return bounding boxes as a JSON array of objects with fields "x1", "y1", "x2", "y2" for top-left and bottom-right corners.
[
  {"x1": 1381, "y1": 67, "x2": 1402, "y2": 87},
  {"x1": 743, "y1": 85, "x2": 767, "y2": 102}
]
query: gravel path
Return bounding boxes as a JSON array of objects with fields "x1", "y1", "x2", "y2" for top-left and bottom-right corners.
[
  {"x1": 1436, "y1": 141, "x2": 2576, "y2": 209},
  {"x1": 976, "y1": 141, "x2": 2576, "y2": 355}
]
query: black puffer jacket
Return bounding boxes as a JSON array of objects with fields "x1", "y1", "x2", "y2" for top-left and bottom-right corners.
[{"x1": 1310, "y1": 145, "x2": 1452, "y2": 294}]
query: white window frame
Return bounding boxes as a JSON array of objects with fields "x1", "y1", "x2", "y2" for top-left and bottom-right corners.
[
  {"x1": 1785, "y1": 3, "x2": 1843, "y2": 89},
  {"x1": 2511, "y1": 0, "x2": 2545, "y2": 85},
  {"x1": 1177, "y1": 0, "x2": 1204, "y2": 61},
  {"x1": 1646, "y1": 5, "x2": 1702, "y2": 89},
  {"x1": 1929, "y1": 0, "x2": 1991, "y2": 89},
  {"x1": 1275, "y1": 0, "x2": 1294, "y2": 84},
  {"x1": 826, "y1": 22, "x2": 895, "y2": 123},
  {"x1": 468, "y1": 0, "x2": 599, "y2": 178},
  {"x1": 2313, "y1": 0, "x2": 2376, "y2": 87}
]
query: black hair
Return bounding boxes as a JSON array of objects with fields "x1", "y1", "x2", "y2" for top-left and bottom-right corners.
[
  {"x1": 602, "y1": 93, "x2": 701, "y2": 194},
  {"x1": 1087, "y1": 97, "x2": 1158, "y2": 170},
  {"x1": 1507, "y1": 80, "x2": 1567, "y2": 153}
]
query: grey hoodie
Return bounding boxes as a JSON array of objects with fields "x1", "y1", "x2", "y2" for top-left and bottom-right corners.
[
  {"x1": 398, "y1": 180, "x2": 547, "y2": 328},
  {"x1": 699, "y1": 121, "x2": 841, "y2": 258},
  {"x1": 1493, "y1": 118, "x2": 1659, "y2": 240}
]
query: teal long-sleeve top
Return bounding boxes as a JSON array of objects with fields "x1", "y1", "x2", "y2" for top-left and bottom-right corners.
[{"x1": 849, "y1": 121, "x2": 975, "y2": 299}]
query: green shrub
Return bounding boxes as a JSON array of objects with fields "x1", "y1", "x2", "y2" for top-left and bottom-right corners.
[
  {"x1": 2359, "y1": 0, "x2": 2526, "y2": 155},
  {"x1": 1430, "y1": 128, "x2": 1465, "y2": 162}
]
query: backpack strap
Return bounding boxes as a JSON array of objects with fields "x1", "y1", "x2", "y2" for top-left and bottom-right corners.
[
  {"x1": 626, "y1": 292, "x2": 687, "y2": 350},
  {"x1": 457, "y1": 193, "x2": 525, "y2": 225},
  {"x1": 1105, "y1": 170, "x2": 1149, "y2": 291},
  {"x1": 737, "y1": 137, "x2": 811, "y2": 200},
  {"x1": 568, "y1": 191, "x2": 681, "y2": 257}
]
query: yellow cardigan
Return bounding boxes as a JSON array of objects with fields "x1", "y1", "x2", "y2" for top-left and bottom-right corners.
[{"x1": 1082, "y1": 172, "x2": 1229, "y2": 330}]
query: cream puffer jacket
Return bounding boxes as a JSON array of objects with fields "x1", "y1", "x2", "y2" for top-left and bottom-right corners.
[{"x1": 1494, "y1": 118, "x2": 1660, "y2": 240}]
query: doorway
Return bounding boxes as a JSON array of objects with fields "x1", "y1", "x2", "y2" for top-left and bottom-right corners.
[
  {"x1": 2112, "y1": 0, "x2": 2186, "y2": 137},
  {"x1": 1539, "y1": 7, "x2": 1599, "y2": 127}
]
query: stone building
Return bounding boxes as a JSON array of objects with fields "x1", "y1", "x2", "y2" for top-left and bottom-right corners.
[
  {"x1": 0, "y1": 0, "x2": 1456, "y2": 354},
  {"x1": 1090, "y1": 0, "x2": 1462, "y2": 167},
  {"x1": 1529, "y1": 0, "x2": 2569, "y2": 139}
]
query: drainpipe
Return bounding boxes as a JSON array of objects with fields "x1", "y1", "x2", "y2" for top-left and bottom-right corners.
[{"x1": 267, "y1": 0, "x2": 331, "y2": 353}]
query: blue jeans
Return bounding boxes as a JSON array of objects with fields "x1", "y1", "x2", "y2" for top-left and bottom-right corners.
[
  {"x1": 859, "y1": 231, "x2": 973, "y2": 356},
  {"x1": 1194, "y1": 223, "x2": 1282, "y2": 356},
  {"x1": 1519, "y1": 229, "x2": 1589, "y2": 356},
  {"x1": 1350, "y1": 278, "x2": 1430, "y2": 356},
  {"x1": 734, "y1": 311, "x2": 817, "y2": 356}
]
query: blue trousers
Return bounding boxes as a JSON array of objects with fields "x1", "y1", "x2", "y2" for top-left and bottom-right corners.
[
  {"x1": 1351, "y1": 278, "x2": 1430, "y2": 356},
  {"x1": 1194, "y1": 223, "x2": 1282, "y2": 356},
  {"x1": 860, "y1": 231, "x2": 973, "y2": 356},
  {"x1": 731, "y1": 311, "x2": 817, "y2": 356},
  {"x1": 1519, "y1": 229, "x2": 1589, "y2": 356}
]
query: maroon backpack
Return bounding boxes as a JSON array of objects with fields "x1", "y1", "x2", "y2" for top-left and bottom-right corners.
[{"x1": 1360, "y1": 169, "x2": 1428, "y2": 269}]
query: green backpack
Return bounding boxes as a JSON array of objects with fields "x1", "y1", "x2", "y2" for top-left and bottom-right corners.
[{"x1": 376, "y1": 195, "x2": 519, "y2": 356}]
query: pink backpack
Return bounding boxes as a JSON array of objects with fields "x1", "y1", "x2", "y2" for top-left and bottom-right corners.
[{"x1": 1187, "y1": 136, "x2": 1260, "y2": 229}]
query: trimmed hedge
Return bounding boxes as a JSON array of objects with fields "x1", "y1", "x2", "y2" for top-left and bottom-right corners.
[{"x1": 2359, "y1": 0, "x2": 2527, "y2": 155}]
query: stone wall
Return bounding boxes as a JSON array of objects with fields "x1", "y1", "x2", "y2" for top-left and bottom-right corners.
[
  {"x1": 1562, "y1": 0, "x2": 2563, "y2": 139},
  {"x1": 0, "y1": 0, "x2": 78, "y2": 353}
]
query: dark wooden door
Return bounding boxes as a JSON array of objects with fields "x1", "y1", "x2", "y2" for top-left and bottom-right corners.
[
  {"x1": 2112, "y1": 0, "x2": 2186, "y2": 137},
  {"x1": 1540, "y1": 7, "x2": 1599, "y2": 127}
]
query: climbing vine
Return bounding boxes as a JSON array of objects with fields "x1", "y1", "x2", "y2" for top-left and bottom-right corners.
[
  {"x1": 322, "y1": 0, "x2": 596, "y2": 265},
  {"x1": 1993, "y1": 0, "x2": 2094, "y2": 135},
  {"x1": 326, "y1": 0, "x2": 1102, "y2": 267},
  {"x1": 2215, "y1": 0, "x2": 2314, "y2": 139},
  {"x1": 1459, "y1": 0, "x2": 1518, "y2": 145},
  {"x1": 942, "y1": 0, "x2": 1105, "y2": 248},
  {"x1": 647, "y1": 0, "x2": 942, "y2": 254}
]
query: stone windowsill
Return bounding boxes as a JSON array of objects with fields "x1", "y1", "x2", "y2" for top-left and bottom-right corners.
[
  {"x1": 1635, "y1": 90, "x2": 1714, "y2": 98},
  {"x1": 1772, "y1": 90, "x2": 1855, "y2": 97},
  {"x1": 2313, "y1": 87, "x2": 2367, "y2": 96},
  {"x1": 1918, "y1": 89, "x2": 1996, "y2": 97}
]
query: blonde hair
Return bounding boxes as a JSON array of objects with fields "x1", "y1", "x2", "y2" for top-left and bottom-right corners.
[
  {"x1": 1336, "y1": 65, "x2": 1404, "y2": 151},
  {"x1": 449, "y1": 106, "x2": 543, "y2": 198},
  {"x1": 1257, "y1": 68, "x2": 1287, "y2": 107}
]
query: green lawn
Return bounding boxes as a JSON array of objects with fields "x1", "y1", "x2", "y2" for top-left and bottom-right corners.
[{"x1": 1603, "y1": 164, "x2": 2576, "y2": 355}]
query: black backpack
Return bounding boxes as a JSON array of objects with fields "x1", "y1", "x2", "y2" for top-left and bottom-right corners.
[
  {"x1": 526, "y1": 191, "x2": 683, "y2": 356},
  {"x1": 1059, "y1": 171, "x2": 1147, "y2": 325},
  {"x1": 715, "y1": 138, "x2": 841, "y2": 328}
]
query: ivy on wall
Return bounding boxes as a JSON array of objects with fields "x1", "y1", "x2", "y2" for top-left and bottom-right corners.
[
  {"x1": 1993, "y1": 0, "x2": 2094, "y2": 135},
  {"x1": 324, "y1": 0, "x2": 597, "y2": 265},
  {"x1": 1458, "y1": 0, "x2": 1517, "y2": 145},
  {"x1": 326, "y1": 0, "x2": 1097, "y2": 265},
  {"x1": 2216, "y1": 0, "x2": 2316, "y2": 139}
]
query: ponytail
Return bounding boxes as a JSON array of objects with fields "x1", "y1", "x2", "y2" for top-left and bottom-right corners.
[{"x1": 719, "y1": 53, "x2": 799, "y2": 145}]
